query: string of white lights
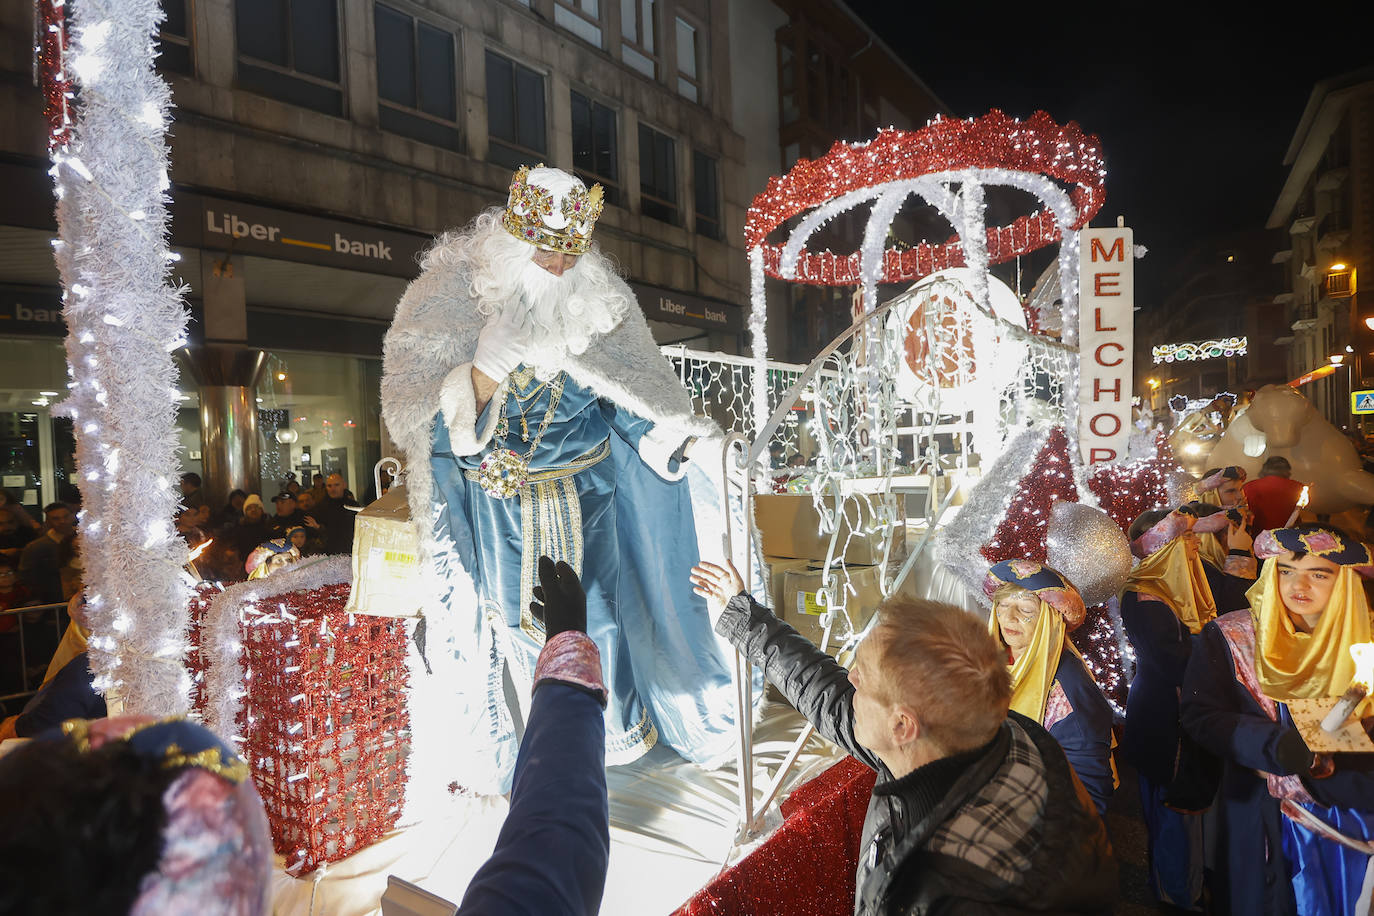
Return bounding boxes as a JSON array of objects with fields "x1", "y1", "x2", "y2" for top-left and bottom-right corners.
[{"x1": 49, "y1": 0, "x2": 191, "y2": 714}]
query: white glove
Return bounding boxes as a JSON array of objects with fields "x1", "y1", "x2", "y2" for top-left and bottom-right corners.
[{"x1": 472, "y1": 303, "x2": 532, "y2": 381}]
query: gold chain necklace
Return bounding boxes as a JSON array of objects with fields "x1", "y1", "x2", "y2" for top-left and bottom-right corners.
[{"x1": 477, "y1": 372, "x2": 567, "y2": 499}]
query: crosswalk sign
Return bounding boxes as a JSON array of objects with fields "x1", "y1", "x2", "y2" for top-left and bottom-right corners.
[{"x1": 1353, "y1": 390, "x2": 1374, "y2": 414}]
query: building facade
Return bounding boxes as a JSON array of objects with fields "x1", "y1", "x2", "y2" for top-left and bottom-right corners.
[
  {"x1": 0, "y1": 0, "x2": 946, "y2": 509},
  {"x1": 1268, "y1": 67, "x2": 1374, "y2": 430}
]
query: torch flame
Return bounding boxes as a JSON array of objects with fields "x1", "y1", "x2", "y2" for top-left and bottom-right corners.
[
  {"x1": 1352, "y1": 642, "x2": 1374, "y2": 691},
  {"x1": 1297, "y1": 485, "x2": 1310, "y2": 509},
  {"x1": 187, "y1": 538, "x2": 213, "y2": 563}
]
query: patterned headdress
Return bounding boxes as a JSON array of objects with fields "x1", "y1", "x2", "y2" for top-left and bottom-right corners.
[
  {"x1": 983, "y1": 559, "x2": 1087, "y2": 630},
  {"x1": 1198, "y1": 465, "x2": 1247, "y2": 494},
  {"x1": 62, "y1": 716, "x2": 272, "y2": 914},
  {"x1": 1178, "y1": 501, "x2": 1233, "y2": 534},
  {"x1": 1253, "y1": 525, "x2": 1374, "y2": 571},
  {"x1": 1247, "y1": 525, "x2": 1374, "y2": 699},
  {"x1": 502, "y1": 165, "x2": 604, "y2": 254}
]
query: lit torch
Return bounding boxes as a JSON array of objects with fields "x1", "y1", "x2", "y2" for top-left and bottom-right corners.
[
  {"x1": 185, "y1": 538, "x2": 213, "y2": 583},
  {"x1": 1321, "y1": 642, "x2": 1374, "y2": 734},
  {"x1": 1285, "y1": 485, "x2": 1311, "y2": 527}
]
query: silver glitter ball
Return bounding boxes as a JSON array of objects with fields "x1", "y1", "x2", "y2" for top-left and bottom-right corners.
[{"x1": 1046, "y1": 501, "x2": 1133, "y2": 608}]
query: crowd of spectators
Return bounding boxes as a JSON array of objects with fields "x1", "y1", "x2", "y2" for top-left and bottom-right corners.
[
  {"x1": 1, "y1": 471, "x2": 366, "y2": 715},
  {"x1": 171, "y1": 471, "x2": 362, "y2": 584}
]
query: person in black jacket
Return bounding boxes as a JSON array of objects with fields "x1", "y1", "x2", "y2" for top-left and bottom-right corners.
[{"x1": 691, "y1": 559, "x2": 1117, "y2": 915}]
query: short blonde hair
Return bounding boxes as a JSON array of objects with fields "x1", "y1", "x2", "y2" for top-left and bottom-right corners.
[{"x1": 872, "y1": 597, "x2": 1010, "y2": 754}]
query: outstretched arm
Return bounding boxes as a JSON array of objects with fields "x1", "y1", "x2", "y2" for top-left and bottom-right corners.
[
  {"x1": 692, "y1": 560, "x2": 879, "y2": 770},
  {"x1": 458, "y1": 558, "x2": 609, "y2": 916}
]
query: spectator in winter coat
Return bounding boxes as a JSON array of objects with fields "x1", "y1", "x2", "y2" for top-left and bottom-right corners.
[{"x1": 690, "y1": 559, "x2": 1117, "y2": 915}]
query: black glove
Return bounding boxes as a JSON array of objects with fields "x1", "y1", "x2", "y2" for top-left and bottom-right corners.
[
  {"x1": 530, "y1": 556, "x2": 586, "y2": 639},
  {"x1": 1275, "y1": 727, "x2": 1315, "y2": 774}
]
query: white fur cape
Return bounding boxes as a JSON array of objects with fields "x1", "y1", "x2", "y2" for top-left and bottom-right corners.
[
  {"x1": 382, "y1": 246, "x2": 720, "y2": 568},
  {"x1": 380, "y1": 245, "x2": 725, "y2": 794}
]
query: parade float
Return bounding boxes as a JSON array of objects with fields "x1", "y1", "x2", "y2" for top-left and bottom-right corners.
[{"x1": 32, "y1": 0, "x2": 1210, "y2": 907}]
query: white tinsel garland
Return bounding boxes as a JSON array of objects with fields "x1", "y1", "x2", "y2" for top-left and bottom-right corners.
[
  {"x1": 50, "y1": 0, "x2": 191, "y2": 713},
  {"x1": 748, "y1": 246, "x2": 767, "y2": 441},
  {"x1": 933, "y1": 424, "x2": 1053, "y2": 603}
]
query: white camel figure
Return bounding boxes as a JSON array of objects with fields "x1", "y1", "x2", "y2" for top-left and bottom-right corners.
[{"x1": 1207, "y1": 384, "x2": 1374, "y2": 516}]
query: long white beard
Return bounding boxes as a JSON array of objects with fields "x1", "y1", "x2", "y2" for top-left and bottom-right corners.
[
  {"x1": 514, "y1": 256, "x2": 622, "y2": 370},
  {"x1": 431, "y1": 213, "x2": 631, "y2": 371}
]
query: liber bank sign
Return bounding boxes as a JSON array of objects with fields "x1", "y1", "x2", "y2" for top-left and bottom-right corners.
[
  {"x1": 1077, "y1": 226, "x2": 1134, "y2": 466},
  {"x1": 171, "y1": 193, "x2": 429, "y2": 278}
]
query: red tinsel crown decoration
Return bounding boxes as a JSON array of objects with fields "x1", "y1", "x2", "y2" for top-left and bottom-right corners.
[{"x1": 745, "y1": 110, "x2": 1106, "y2": 287}]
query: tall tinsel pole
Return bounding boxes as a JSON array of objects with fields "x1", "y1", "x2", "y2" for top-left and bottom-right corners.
[{"x1": 48, "y1": 0, "x2": 192, "y2": 713}]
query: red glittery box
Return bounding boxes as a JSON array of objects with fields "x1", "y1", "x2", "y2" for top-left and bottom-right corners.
[{"x1": 232, "y1": 582, "x2": 410, "y2": 875}]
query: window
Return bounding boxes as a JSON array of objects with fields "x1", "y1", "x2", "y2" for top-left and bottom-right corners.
[
  {"x1": 674, "y1": 16, "x2": 700, "y2": 102},
  {"x1": 638, "y1": 123, "x2": 676, "y2": 224},
  {"x1": 555, "y1": 0, "x2": 602, "y2": 48},
  {"x1": 158, "y1": 0, "x2": 192, "y2": 74},
  {"x1": 375, "y1": 4, "x2": 459, "y2": 149},
  {"x1": 234, "y1": 0, "x2": 342, "y2": 116},
  {"x1": 620, "y1": 0, "x2": 656, "y2": 78},
  {"x1": 485, "y1": 50, "x2": 546, "y2": 170},
  {"x1": 571, "y1": 91, "x2": 619, "y2": 207},
  {"x1": 692, "y1": 150, "x2": 719, "y2": 240}
]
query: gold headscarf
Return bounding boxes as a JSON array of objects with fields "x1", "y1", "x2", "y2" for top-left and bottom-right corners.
[
  {"x1": 1247, "y1": 558, "x2": 1374, "y2": 700},
  {"x1": 1197, "y1": 485, "x2": 1237, "y2": 569},
  {"x1": 990, "y1": 594, "x2": 1068, "y2": 722},
  {"x1": 1197, "y1": 531, "x2": 1228, "y2": 571},
  {"x1": 1124, "y1": 537, "x2": 1218, "y2": 635}
]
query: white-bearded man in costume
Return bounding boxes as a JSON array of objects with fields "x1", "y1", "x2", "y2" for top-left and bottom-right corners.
[{"x1": 382, "y1": 166, "x2": 746, "y2": 793}]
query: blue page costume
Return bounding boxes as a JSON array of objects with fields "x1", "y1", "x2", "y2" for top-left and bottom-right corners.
[
  {"x1": 382, "y1": 167, "x2": 746, "y2": 793},
  {"x1": 1182, "y1": 526, "x2": 1374, "y2": 915},
  {"x1": 983, "y1": 560, "x2": 1116, "y2": 816}
]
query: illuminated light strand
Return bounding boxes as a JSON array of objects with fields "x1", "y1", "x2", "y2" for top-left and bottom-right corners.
[
  {"x1": 1152, "y1": 336, "x2": 1248, "y2": 364},
  {"x1": 745, "y1": 111, "x2": 1105, "y2": 286}
]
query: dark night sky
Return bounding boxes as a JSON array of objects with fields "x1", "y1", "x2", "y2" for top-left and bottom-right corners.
[{"x1": 836, "y1": 6, "x2": 1374, "y2": 307}]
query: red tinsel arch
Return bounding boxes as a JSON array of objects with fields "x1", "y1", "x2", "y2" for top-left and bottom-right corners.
[
  {"x1": 745, "y1": 110, "x2": 1106, "y2": 286},
  {"x1": 35, "y1": 0, "x2": 72, "y2": 149}
]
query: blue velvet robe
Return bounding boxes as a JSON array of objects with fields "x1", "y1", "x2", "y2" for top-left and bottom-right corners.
[
  {"x1": 430, "y1": 368, "x2": 742, "y2": 779},
  {"x1": 1048, "y1": 646, "x2": 1116, "y2": 817},
  {"x1": 1182, "y1": 618, "x2": 1374, "y2": 916}
]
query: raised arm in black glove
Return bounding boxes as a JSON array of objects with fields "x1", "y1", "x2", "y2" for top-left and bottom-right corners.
[
  {"x1": 530, "y1": 555, "x2": 587, "y2": 638},
  {"x1": 529, "y1": 555, "x2": 605, "y2": 707}
]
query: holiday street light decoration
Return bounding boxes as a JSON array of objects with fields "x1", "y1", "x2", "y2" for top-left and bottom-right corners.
[{"x1": 1152, "y1": 336, "x2": 1248, "y2": 364}]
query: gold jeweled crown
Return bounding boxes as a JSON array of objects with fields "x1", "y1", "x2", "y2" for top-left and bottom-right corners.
[{"x1": 502, "y1": 164, "x2": 604, "y2": 254}]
